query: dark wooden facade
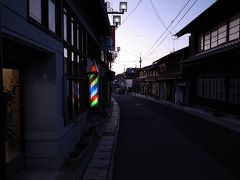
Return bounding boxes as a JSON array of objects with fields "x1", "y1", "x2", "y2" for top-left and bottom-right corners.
[
  {"x1": 134, "y1": 47, "x2": 189, "y2": 104},
  {"x1": 176, "y1": 0, "x2": 240, "y2": 115},
  {"x1": 135, "y1": 0, "x2": 240, "y2": 116}
]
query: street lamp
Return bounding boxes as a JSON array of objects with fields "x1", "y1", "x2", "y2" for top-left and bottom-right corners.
[
  {"x1": 119, "y1": 2, "x2": 127, "y2": 13},
  {"x1": 107, "y1": 1, "x2": 128, "y2": 14},
  {"x1": 113, "y1": 15, "x2": 121, "y2": 26},
  {"x1": 106, "y1": 1, "x2": 127, "y2": 61}
]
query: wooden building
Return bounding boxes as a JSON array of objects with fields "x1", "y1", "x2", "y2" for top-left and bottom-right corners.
[
  {"x1": 154, "y1": 47, "x2": 189, "y2": 104},
  {"x1": 176, "y1": 0, "x2": 240, "y2": 115}
]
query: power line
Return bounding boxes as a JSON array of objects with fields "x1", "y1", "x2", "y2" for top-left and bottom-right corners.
[
  {"x1": 149, "y1": 0, "x2": 173, "y2": 36},
  {"x1": 146, "y1": 0, "x2": 198, "y2": 57},
  {"x1": 144, "y1": 0, "x2": 192, "y2": 58},
  {"x1": 173, "y1": 0, "x2": 198, "y2": 31},
  {"x1": 171, "y1": 0, "x2": 191, "y2": 24},
  {"x1": 153, "y1": 0, "x2": 198, "y2": 51}
]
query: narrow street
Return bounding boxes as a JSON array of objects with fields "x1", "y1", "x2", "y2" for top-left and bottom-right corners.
[{"x1": 112, "y1": 94, "x2": 240, "y2": 180}]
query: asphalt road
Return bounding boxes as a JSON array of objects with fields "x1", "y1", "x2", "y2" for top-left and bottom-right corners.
[{"x1": 112, "y1": 94, "x2": 240, "y2": 180}]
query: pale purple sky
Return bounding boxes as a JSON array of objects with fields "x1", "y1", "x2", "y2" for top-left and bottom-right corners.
[{"x1": 108, "y1": 0, "x2": 216, "y2": 74}]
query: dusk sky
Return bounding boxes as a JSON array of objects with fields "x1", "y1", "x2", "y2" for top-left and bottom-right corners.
[{"x1": 108, "y1": 0, "x2": 216, "y2": 74}]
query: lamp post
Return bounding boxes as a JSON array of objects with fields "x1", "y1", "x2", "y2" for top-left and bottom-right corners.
[{"x1": 106, "y1": 1, "x2": 127, "y2": 61}]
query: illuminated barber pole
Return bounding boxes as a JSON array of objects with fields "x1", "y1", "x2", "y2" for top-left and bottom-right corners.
[{"x1": 89, "y1": 64, "x2": 99, "y2": 108}]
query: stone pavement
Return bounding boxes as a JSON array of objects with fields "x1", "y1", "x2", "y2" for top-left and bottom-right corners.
[{"x1": 81, "y1": 97, "x2": 120, "y2": 180}]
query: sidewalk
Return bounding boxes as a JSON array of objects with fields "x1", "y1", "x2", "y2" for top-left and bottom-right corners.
[
  {"x1": 134, "y1": 93, "x2": 240, "y2": 133},
  {"x1": 12, "y1": 97, "x2": 120, "y2": 180},
  {"x1": 56, "y1": 97, "x2": 120, "y2": 180},
  {"x1": 81, "y1": 97, "x2": 120, "y2": 180}
]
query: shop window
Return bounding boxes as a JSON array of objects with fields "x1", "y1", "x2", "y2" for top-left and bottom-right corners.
[
  {"x1": 63, "y1": 77, "x2": 84, "y2": 125},
  {"x1": 3, "y1": 69, "x2": 22, "y2": 162},
  {"x1": 29, "y1": 0, "x2": 42, "y2": 23},
  {"x1": 63, "y1": 49, "x2": 85, "y2": 125},
  {"x1": 62, "y1": 6, "x2": 89, "y2": 125},
  {"x1": 48, "y1": 0, "x2": 56, "y2": 33}
]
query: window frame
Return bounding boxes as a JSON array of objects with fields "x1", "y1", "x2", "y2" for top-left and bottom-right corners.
[
  {"x1": 229, "y1": 14, "x2": 240, "y2": 41},
  {"x1": 28, "y1": 0, "x2": 42, "y2": 23},
  {"x1": 48, "y1": 0, "x2": 56, "y2": 33},
  {"x1": 27, "y1": 0, "x2": 61, "y2": 39},
  {"x1": 204, "y1": 32, "x2": 211, "y2": 50},
  {"x1": 217, "y1": 23, "x2": 227, "y2": 45},
  {"x1": 197, "y1": 14, "x2": 240, "y2": 52},
  {"x1": 63, "y1": 4, "x2": 89, "y2": 126}
]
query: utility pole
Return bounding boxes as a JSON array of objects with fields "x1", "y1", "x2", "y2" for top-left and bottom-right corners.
[{"x1": 139, "y1": 53, "x2": 142, "y2": 68}]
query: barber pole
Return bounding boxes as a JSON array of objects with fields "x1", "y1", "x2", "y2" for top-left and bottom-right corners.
[{"x1": 89, "y1": 64, "x2": 99, "y2": 107}]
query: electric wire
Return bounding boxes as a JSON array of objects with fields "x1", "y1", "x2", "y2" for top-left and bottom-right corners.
[
  {"x1": 149, "y1": 0, "x2": 173, "y2": 36},
  {"x1": 146, "y1": 0, "x2": 198, "y2": 57},
  {"x1": 144, "y1": 0, "x2": 191, "y2": 57}
]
